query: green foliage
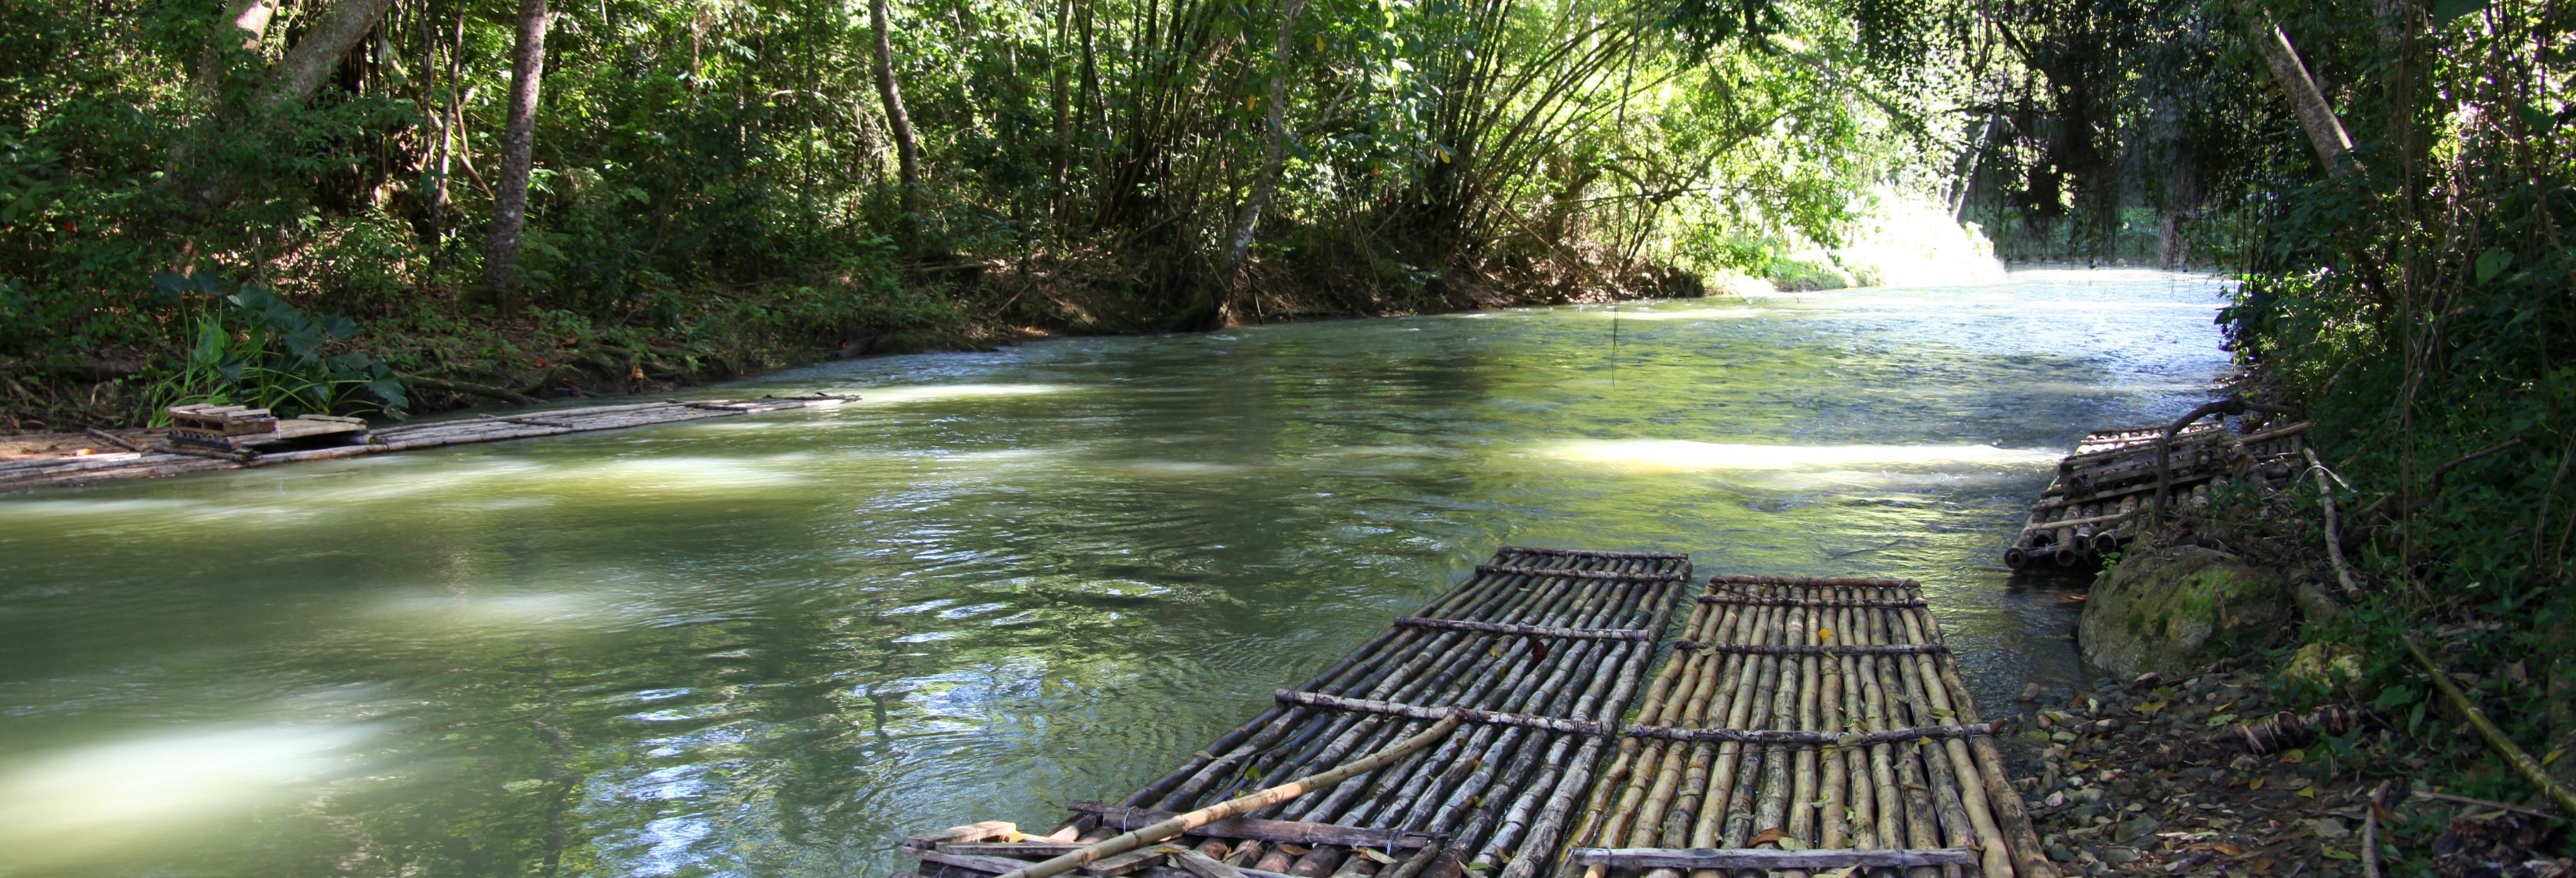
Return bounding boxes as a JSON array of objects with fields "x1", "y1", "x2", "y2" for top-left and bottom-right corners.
[{"x1": 144, "y1": 272, "x2": 408, "y2": 420}]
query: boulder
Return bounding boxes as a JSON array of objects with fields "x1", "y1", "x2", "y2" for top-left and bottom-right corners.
[{"x1": 2079, "y1": 545, "x2": 2293, "y2": 678}]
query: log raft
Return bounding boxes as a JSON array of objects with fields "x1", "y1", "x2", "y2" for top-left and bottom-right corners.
[
  {"x1": 0, "y1": 394, "x2": 856, "y2": 492},
  {"x1": 899, "y1": 561, "x2": 2054, "y2": 878},
  {"x1": 2002, "y1": 420, "x2": 2311, "y2": 569}
]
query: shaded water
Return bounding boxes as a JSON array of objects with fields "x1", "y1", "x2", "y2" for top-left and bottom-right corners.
[{"x1": 0, "y1": 270, "x2": 2233, "y2": 877}]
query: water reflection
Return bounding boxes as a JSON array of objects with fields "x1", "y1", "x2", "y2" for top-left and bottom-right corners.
[
  {"x1": 0, "y1": 723, "x2": 376, "y2": 871},
  {"x1": 0, "y1": 270, "x2": 2233, "y2": 877}
]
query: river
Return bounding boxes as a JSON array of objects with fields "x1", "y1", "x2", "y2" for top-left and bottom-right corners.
[{"x1": 0, "y1": 269, "x2": 2232, "y2": 877}]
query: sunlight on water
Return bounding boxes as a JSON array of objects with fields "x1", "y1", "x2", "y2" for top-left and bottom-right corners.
[
  {"x1": 361, "y1": 588, "x2": 659, "y2": 636},
  {"x1": 842, "y1": 383, "x2": 1082, "y2": 405},
  {"x1": 1536, "y1": 439, "x2": 2062, "y2": 472},
  {"x1": 0, "y1": 724, "x2": 374, "y2": 870},
  {"x1": 1572, "y1": 307, "x2": 1769, "y2": 321}
]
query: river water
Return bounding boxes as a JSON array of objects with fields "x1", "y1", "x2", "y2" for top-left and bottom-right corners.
[{"x1": 0, "y1": 270, "x2": 2232, "y2": 877}]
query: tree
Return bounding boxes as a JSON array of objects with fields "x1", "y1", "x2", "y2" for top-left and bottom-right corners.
[
  {"x1": 869, "y1": 0, "x2": 921, "y2": 249},
  {"x1": 481, "y1": 0, "x2": 552, "y2": 317}
]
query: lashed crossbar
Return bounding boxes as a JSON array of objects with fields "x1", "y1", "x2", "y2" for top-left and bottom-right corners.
[
  {"x1": 1273, "y1": 690, "x2": 1608, "y2": 735},
  {"x1": 1475, "y1": 564, "x2": 1686, "y2": 582},
  {"x1": 1697, "y1": 593, "x2": 1929, "y2": 608},
  {"x1": 1708, "y1": 574, "x2": 1919, "y2": 588},
  {"x1": 1566, "y1": 847, "x2": 1979, "y2": 869},
  {"x1": 1499, "y1": 546, "x2": 1688, "y2": 560},
  {"x1": 1391, "y1": 617, "x2": 1658, "y2": 641},
  {"x1": 1673, "y1": 641, "x2": 1949, "y2": 655}
]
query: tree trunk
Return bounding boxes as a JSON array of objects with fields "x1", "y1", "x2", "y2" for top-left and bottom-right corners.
[
  {"x1": 869, "y1": 0, "x2": 922, "y2": 247},
  {"x1": 480, "y1": 0, "x2": 551, "y2": 319},
  {"x1": 265, "y1": 0, "x2": 400, "y2": 108},
  {"x1": 1219, "y1": 0, "x2": 1306, "y2": 324},
  {"x1": 2240, "y1": 8, "x2": 2358, "y2": 175},
  {"x1": 197, "y1": 0, "x2": 278, "y2": 99}
]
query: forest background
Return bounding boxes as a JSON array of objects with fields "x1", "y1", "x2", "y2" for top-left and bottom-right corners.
[{"x1": 8, "y1": 0, "x2": 2576, "y2": 851}]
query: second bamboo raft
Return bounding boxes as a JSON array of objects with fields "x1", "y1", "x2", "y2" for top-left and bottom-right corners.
[{"x1": 1557, "y1": 574, "x2": 2053, "y2": 878}]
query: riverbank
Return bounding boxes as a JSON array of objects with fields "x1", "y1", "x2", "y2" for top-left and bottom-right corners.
[
  {"x1": 2, "y1": 253, "x2": 1708, "y2": 434},
  {"x1": 2009, "y1": 661, "x2": 2566, "y2": 878}
]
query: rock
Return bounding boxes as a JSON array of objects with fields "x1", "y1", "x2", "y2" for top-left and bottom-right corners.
[
  {"x1": 2284, "y1": 643, "x2": 2365, "y2": 691},
  {"x1": 2104, "y1": 847, "x2": 2144, "y2": 865},
  {"x1": 2079, "y1": 545, "x2": 2293, "y2": 678},
  {"x1": 2311, "y1": 816, "x2": 2350, "y2": 839},
  {"x1": 2054, "y1": 731, "x2": 2081, "y2": 744},
  {"x1": 2118, "y1": 816, "x2": 2160, "y2": 841},
  {"x1": 2046, "y1": 791, "x2": 2068, "y2": 807}
]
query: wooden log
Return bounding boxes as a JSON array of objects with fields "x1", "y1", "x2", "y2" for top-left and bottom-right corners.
[
  {"x1": 994, "y1": 715, "x2": 1465, "y2": 878},
  {"x1": 1085, "y1": 845, "x2": 1177, "y2": 876},
  {"x1": 2232, "y1": 421, "x2": 2311, "y2": 445},
  {"x1": 1566, "y1": 848, "x2": 1977, "y2": 869},
  {"x1": 1171, "y1": 846, "x2": 1256, "y2": 878},
  {"x1": 2017, "y1": 509, "x2": 2138, "y2": 535},
  {"x1": 908, "y1": 850, "x2": 1049, "y2": 874},
  {"x1": 1391, "y1": 617, "x2": 1657, "y2": 641},
  {"x1": 910, "y1": 822, "x2": 1022, "y2": 849},
  {"x1": 951, "y1": 843, "x2": 1090, "y2": 857},
  {"x1": 1474, "y1": 564, "x2": 1686, "y2": 582}
]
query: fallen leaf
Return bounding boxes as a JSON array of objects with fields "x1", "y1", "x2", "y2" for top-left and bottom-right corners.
[
  {"x1": 2249, "y1": 778, "x2": 2264, "y2": 790},
  {"x1": 2296, "y1": 786, "x2": 2316, "y2": 798},
  {"x1": 2320, "y1": 846, "x2": 2357, "y2": 861},
  {"x1": 2251, "y1": 857, "x2": 2275, "y2": 874},
  {"x1": 2213, "y1": 843, "x2": 2243, "y2": 857},
  {"x1": 1748, "y1": 828, "x2": 1791, "y2": 846}
]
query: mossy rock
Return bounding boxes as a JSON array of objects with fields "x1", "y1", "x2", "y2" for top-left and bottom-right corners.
[{"x1": 2078, "y1": 545, "x2": 2291, "y2": 678}]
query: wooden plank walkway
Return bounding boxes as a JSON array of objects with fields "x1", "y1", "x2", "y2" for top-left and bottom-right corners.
[
  {"x1": 897, "y1": 560, "x2": 2064, "y2": 878},
  {"x1": 2005, "y1": 420, "x2": 2310, "y2": 569},
  {"x1": 0, "y1": 395, "x2": 854, "y2": 492}
]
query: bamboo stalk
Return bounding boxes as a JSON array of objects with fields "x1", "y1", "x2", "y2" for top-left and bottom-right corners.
[
  {"x1": 1392, "y1": 617, "x2": 1657, "y2": 640},
  {"x1": 997, "y1": 715, "x2": 1469, "y2": 878}
]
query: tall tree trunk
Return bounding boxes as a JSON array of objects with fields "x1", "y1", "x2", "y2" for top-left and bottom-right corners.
[
  {"x1": 2241, "y1": 8, "x2": 2358, "y2": 175},
  {"x1": 197, "y1": 0, "x2": 279, "y2": 100},
  {"x1": 869, "y1": 0, "x2": 922, "y2": 247},
  {"x1": 265, "y1": 0, "x2": 401, "y2": 108},
  {"x1": 480, "y1": 0, "x2": 551, "y2": 318},
  {"x1": 1219, "y1": 0, "x2": 1306, "y2": 324}
]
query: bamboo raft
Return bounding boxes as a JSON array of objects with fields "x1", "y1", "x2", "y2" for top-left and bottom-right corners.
[
  {"x1": 0, "y1": 395, "x2": 855, "y2": 492},
  {"x1": 1556, "y1": 575, "x2": 2049, "y2": 878},
  {"x1": 897, "y1": 557, "x2": 2054, "y2": 878},
  {"x1": 2002, "y1": 418, "x2": 2310, "y2": 569}
]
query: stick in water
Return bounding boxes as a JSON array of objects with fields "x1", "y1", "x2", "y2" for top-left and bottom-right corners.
[{"x1": 994, "y1": 712, "x2": 1466, "y2": 878}]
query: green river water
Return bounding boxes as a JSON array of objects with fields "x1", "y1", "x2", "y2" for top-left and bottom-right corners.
[{"x1": 0, "y1": 270, "x2": 2231, "y2": 877}]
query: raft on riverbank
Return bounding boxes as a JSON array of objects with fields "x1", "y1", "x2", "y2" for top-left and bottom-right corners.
[
  {"x1": 0, "y1": 395, "x2": 854, "y2": 492},
  {"x1": 2005, "y1": 420, "x2": 2311, "y2": 569},
  {"x1": 897, "y1": 554, "x2": 2053, "y2": 878}
]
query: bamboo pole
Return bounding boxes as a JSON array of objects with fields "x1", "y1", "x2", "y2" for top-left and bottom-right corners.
[{"x1": 999, "y1": 714, "x2": 1465, "y2": 878}]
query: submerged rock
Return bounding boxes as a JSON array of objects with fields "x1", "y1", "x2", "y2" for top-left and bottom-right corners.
[{"x1": 2079, "y1": 545, "x2": 2291, "y2": 678}]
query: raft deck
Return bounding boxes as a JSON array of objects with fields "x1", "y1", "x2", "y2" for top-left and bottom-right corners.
[
  {"x1": 898, "y1": 557, "x2": 2054, "y2": 878},
  {"x1": 0, "y1": 395, "x2": 854, "y2": 492}
]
